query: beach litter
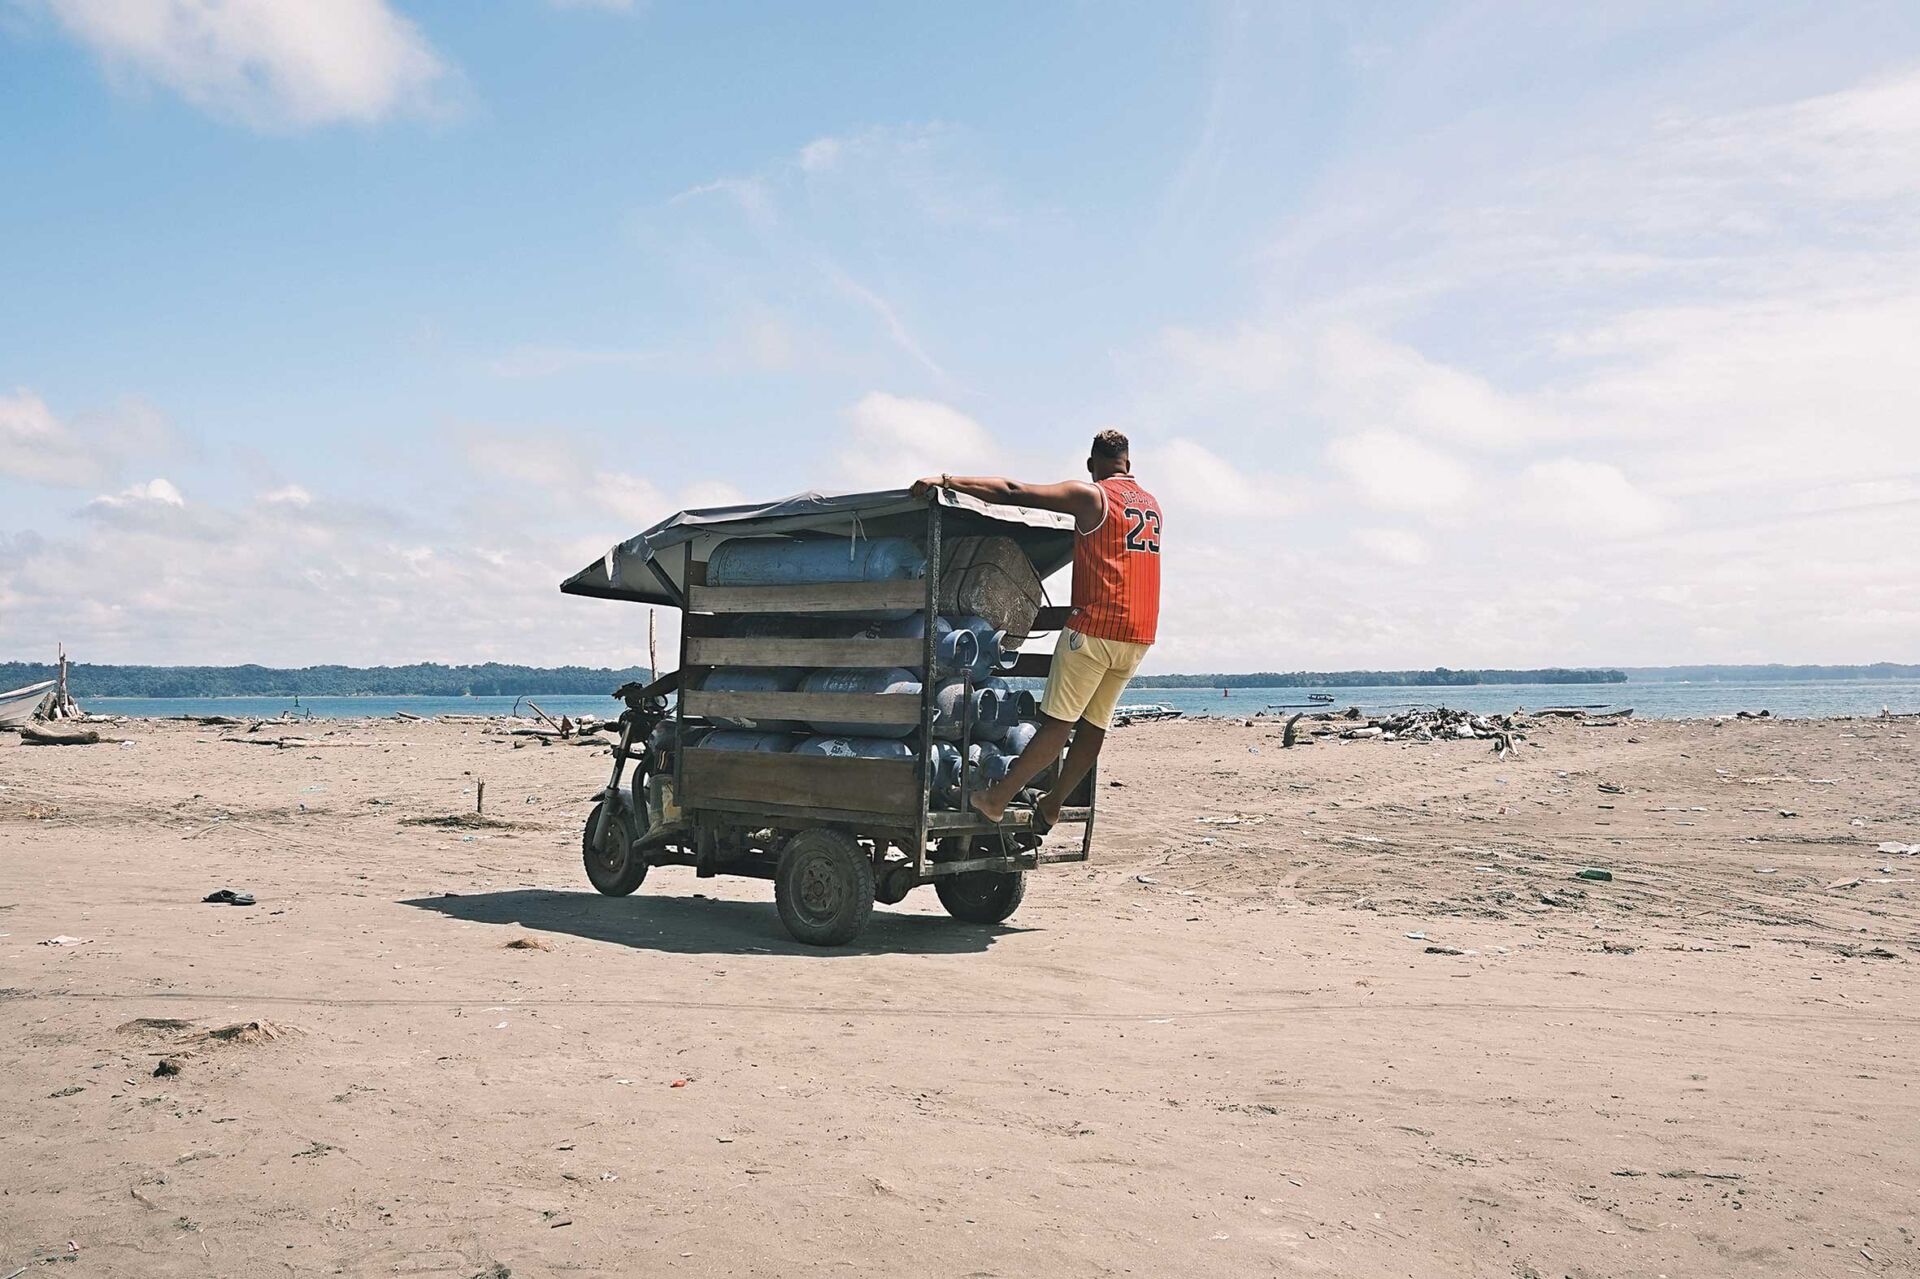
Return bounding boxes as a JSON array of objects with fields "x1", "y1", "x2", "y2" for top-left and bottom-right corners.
[
  {"x1": 203, "y1": 888, "x2": 256, "y2": 906},
  {"x1": 1575, "y1": 868, "x2": 1613, "y2": 882},
  {"x1": 39, "y1": 934, "x2": 89, "y2": 946}
]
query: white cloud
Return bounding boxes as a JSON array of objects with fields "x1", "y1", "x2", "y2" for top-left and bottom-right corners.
[
  {"x1": 1325, "y1": 430, "x2": 1475, "y2": 514},
  {"x1": 87, "y1": 476, "x2": 184, "y2": 509},
  {"x1": 1153, "y1": 436, "x2": 1277, "y2": 518},
  {"x1": 1352, "y1": 527, "x2": 1431, "y2": 566},
  {"x1": 1156, "y1": 325, "x2": 1296, "y2": 394},
  {"x1": 1, "y1": 389, "x2": 105, "y2": 486},
  {"x1": 1316, "y1": 326, "x2": 1552, "y2": 450},
  {"x1": 44, "y1": 0, "x2": 451, "y2": 129},
  {"x1": 258, "y1": 484, "x2": 312, "y2": 507},
  {"x1": 1514, "y1": 459, "x2": 1667, "y2": 538},
  {"x1": 838, "y1": 392, "x2": 997, "y2": 490},
  {"x1": 464, "y1": 430, "x2": 668, "y2": 526}
]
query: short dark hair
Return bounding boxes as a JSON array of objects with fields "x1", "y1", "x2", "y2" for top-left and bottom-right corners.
[{"x1": 1091, "y1": 429, "x2": 1130, "y2": 460}]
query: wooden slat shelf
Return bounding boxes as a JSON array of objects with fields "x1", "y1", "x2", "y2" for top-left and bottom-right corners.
[
  {"x1": 688, "y1": 581, "x2": 925, "y2": 615},
  {"x1": 685, "y1": 636, "x2": 923, "y2": 669},
  {"x1": 683, "y1": 689, "x2": 922, "y2": 728},
  {"x1": 682, "y1": 748, "x2": 920, "y2": 817}
]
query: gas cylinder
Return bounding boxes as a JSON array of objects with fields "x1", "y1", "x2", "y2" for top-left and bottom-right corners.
[
  {"x1": 698, "y1": 667, "x2": 806, "y2": 731},
  {"x1": 1001, "y1": 720, "x2": 1039, "y2": 756},
  {"x1": 799, "y1": 667, "x2": 922, "y2": 737},
  {"x1": 708, "y1": 535, "x2": 925, "y2": 586},
  {"x1": 792, "y1": 735, "x2": 916, "y2": 763},
  {"x1": 950, "y1": 615, "x2": 1009, "y2": 680},
  {"x1": 858, "y1": 615, "x2": 978, "y2": 678},
  {"x1": 932, "y1": 678, "x2": 1003, "y2": 741},
  {"x1": 698, "y1": 729, "x2": 800, "y2": 752}
]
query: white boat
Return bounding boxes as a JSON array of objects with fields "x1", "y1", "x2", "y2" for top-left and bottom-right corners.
[
  {"x1": 1114, "y1": 702, "x2": 1183, "y2": 723},
  {"x1": 0, "y1": 679, "x2": 56, "y2": 729}
]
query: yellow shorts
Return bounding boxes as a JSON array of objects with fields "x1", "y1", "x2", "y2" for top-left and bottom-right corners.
[{"x1": 1040, "y1": 629, "x2": 1151, "y2": 731}]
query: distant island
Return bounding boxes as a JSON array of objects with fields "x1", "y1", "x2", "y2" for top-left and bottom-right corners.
[
  {"x1": 1620, "y1": 663, "x2": 1920, "y2": 683},
  {"x1": 1131, "y1": 668, "x2": 1627, "y2": 689},
  {"x1": 0, "y1": 661, "x2": 653, "y2": 699},
  {"x1": 6, "y1": 660, "x2": 1916, "y2": 699}
]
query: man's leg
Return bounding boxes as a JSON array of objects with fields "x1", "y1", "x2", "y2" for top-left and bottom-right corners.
[
  {"x1": 969, "y1": 715, "x2": 1072, "y2": 821},
  {"x1": 1030, "y1": 642, "x2": 1144, "y2": 822},
  {"x1": 1034, "y1": 719, "x2": 1104, "y2": 824}
]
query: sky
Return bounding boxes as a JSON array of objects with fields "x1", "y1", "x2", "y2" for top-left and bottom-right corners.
[{"x1": 3, "y1": 0, "x2": 1918, "y2": 675}]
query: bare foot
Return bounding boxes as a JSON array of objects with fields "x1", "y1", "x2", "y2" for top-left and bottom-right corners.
[
  {"x1": 969, "y1": 789, "x2": 1008, "y2": 822},
  {"x1": 1034, "y1": 795, "x2": 1062, "y2": 827}
]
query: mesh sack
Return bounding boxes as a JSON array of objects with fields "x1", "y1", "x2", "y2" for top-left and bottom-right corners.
[{"x1": 938, "y1": 536, "x2": 1043, "y2": 646}]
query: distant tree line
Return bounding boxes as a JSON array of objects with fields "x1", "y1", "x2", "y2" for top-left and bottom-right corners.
[
  {"x1": 1620, "y1": 663, "x2": 1920, "y2": 682},
  {"x1": 1130, "y1": 667, "x2": 1629, "y2": 689},
  {"x1": 0, "y1": 661, "x2": 652, "y2": 699}
]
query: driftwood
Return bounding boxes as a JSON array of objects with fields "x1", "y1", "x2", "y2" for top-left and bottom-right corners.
[
  {"x1": 1282, "y1": 713, "x2": 1305, "y2": 748},
  {"x1": 221, "y1": 736, "x2": 395, "y2": 750},
  {"x1": 20, "y1": 723, "x2": 101, "y2": 746}
]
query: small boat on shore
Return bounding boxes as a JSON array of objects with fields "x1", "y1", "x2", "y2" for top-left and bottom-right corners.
[
  {"x1": 0, "y1": 679, "x2": 56, "y2": 728},
  {"x1": 1114, "y1": 702, "x2": 1183, "y2": 723}
]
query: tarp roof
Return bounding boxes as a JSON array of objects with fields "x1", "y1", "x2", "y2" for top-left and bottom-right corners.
[{"x1": 559, "y1": 487, "x2": 1075, "y2": 607}]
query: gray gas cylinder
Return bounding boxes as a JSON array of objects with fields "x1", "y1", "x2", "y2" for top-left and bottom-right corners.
[
  {"x1": 698, "y1": 729, "x2": 801, "y2": 752},
  {"x1": 860, "y1": 614, "x2": 978, "y2": 678},
  {"x1": 699, "y1": 667, "x2": 805, "y2": 731},
  {"x1": 708, "y1": 535, "x2": 925, "y2": 586},
  {"x1": 932, "y1": 678, "x2": 1004, "y2": 741},
  {"x1": 792, "y1": 735, "x2": 916, "y2": 763},
  {"x1": 799, "y1": 667, "x2": 922, "y2": 737}
]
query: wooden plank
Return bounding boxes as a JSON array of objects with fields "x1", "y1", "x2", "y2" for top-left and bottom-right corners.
[
  {"x1": 682, "y1": 748, "x2": 919, "y2": 816},
  {"x1": 685, "y1": 637, "x2": 923, "y2": 669},
  {"x1": 683, "y1": 689, "x2": 922, "y2": 727},
  {"x1": 688, "y1": 580, "x2": 925, "y2": 615}
]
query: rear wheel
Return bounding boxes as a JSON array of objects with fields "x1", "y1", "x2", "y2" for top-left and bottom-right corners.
[
  {"x1": 582, "y1": 798, "x2": 647, "y2": 896},
  {"x1": 774, "y1": 828, "x2": 874, "y2": 946},
  {"x1": 935, "y1": 868, "x2": 1026, "y2": 924}
]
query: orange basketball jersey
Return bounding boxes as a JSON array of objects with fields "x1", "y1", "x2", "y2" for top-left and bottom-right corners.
[{"x1": 1068, "y1": 475, "x2": 1162, "y2": 645}]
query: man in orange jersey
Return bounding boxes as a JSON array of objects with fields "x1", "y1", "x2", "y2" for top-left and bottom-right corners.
[{"x1": 911, "y1": 429, "x2": 1161, "y2": 827}]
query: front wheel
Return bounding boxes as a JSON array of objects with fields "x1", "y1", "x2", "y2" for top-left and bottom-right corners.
[
  {"x1": 935, "y1": 869, "x2": 1026, "y2": 924},
  {"x1": 582, "y1": 798, "x2": 647, "y2": 896},
  {"x1": 774, "y1": 828, "x2": 874, "y2": 946}
]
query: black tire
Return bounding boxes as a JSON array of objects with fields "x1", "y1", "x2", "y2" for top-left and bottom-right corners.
[
  {"x1": 774, "y1": 828, "x2": 875, "y2": 946},
  {"x1": 582, "y1": 799, "x2": 647, "y2": 896},
  {"x1": 935, "y1": 869, "x2": 1027, "y2": 924}
]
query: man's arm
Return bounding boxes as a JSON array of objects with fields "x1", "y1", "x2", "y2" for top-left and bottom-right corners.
[{"x1": 910, "y1": 474, "x2": 1104, "y2": 532}]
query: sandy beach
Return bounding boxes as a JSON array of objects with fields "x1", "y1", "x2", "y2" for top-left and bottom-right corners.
[{"x1": 3, "y1": 713, "x2": 1916, "y2": 1277}]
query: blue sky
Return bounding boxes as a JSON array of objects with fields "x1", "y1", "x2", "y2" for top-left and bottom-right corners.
[{"x1": 4, "y1": 1, "x2": 1918, "y2": 671}]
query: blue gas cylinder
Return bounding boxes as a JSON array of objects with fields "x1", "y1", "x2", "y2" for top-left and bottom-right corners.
[{"x1": 1001, "y1": 720, "x2": 1039, "y2": 756}]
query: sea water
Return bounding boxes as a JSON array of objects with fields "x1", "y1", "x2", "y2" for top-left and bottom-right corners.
[{"x1": 83, "y1": 678, "x2": 1920, "y2": 722}]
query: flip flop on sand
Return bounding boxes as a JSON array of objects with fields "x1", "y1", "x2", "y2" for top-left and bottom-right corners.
[{"x1": 203, "y1": 888, "x2": 256, "y2": 906}]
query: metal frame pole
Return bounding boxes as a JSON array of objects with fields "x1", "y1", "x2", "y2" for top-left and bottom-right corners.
[{"x1": 914, "y1": 496, "x2": 941, "y2": 879}]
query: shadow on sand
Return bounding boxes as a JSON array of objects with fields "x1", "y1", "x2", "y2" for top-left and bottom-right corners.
[{"x1": 400, "y1": 887, "x2": 1028, "y2": 957}]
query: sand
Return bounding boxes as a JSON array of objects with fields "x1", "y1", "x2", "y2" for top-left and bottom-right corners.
[{"x1": 2, "y1": 714, "x2": 1916, "y2": 1277}]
